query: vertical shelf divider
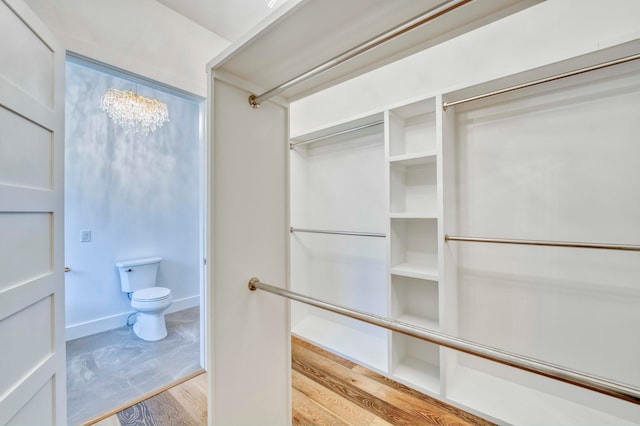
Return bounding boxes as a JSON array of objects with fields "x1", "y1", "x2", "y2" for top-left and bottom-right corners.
[
  {"x1": 384, "y1": 110, "x2": 394, "y2": 376},
  {"x1": 437, "y1": 94, "x2": 458, "y2": 397},
  {"x1": 387, "y1": 98, "x2": 442, "y2": 394}
]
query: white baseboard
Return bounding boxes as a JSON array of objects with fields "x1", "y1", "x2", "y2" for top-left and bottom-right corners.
[{"x1": 65, "y1": 295, "x2": 200, "y2": 342}]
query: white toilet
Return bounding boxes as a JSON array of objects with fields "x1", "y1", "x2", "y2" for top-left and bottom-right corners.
[{"x1": 116, "y1": 257, "x2": 173, "y2": 341}]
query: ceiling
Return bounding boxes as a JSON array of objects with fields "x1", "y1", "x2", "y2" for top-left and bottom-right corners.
[{"x1": 154, "y1": 0, "x2": 288, "y2": 42}]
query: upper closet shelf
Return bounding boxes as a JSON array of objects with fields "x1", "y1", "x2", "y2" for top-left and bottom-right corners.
[
  {"x1": 290, "y1": 113, "x2": 383, "y2": 145},
  {"x1": 208, "y1": 0, "x2": 542, "y2": 104}
]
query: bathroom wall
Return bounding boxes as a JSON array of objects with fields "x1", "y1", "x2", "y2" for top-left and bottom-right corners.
[{"x1": 64, "y1": 60, "x2": 202, "y2": 340}]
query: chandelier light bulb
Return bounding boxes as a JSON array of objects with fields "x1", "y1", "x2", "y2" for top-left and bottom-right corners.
[{"x1": 99, "y1": 88, "x2": 169, "y2": 135}]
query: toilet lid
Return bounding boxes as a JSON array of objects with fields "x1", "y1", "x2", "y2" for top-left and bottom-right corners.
[{"x1": 132, "y1": 287, "x2": 171, "y2": 302}]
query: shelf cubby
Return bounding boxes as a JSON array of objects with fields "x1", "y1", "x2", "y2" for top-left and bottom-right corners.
[
  {"x1": 388, "y1": 99, "x2": 436, "y2": 158},
  {"x1": 390, "y1": 218, "x2": 438, "y2": 281},
  {"x1": 391, "y1": 332, "x2": 440, "y2": 393},
  {"x1": 391, "y1": 275, "x2": 439, "y2": 331},
  {"x1": 390, "y1": 155, "x2": 437, "y2": 216}
]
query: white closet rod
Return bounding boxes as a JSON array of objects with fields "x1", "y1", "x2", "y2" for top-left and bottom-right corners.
[
  {"x1": 248, "y1": 277, "x2": 640, "y2": 405},
  {"x1": 445, "y1": 235, "x2": 640, "y2": 252},
  {"x1": 248, "y1": 0, "x2": 471, "y2": 108},
  {"x1": 290, "y1": 227, "x2": 385, "y2": 238},
  {"x1": 289, "y1": 120, "x2": 383, "y2": 149},
  {"x1": 443, "y1": 53, "x2": 640, "y2": 110}
]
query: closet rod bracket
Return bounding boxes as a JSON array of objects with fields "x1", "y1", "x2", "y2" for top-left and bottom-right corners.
[
  {"x1": 248, "y1": 95, "x2": 261, "y2": 109},
  {"x1": 248, "y1": 277, "x2": 260, "y2": 291}
]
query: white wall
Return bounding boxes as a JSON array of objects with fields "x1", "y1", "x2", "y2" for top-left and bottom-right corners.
[
  {"x1": 25, "y1": 0, "x2": 229, "y2": 97},
  {"x1": 64, "y1": 60, "x2": 201, "y2": 340},
  {"x1": 290, "y1": 0, "x2": 640, "y2": 134}
]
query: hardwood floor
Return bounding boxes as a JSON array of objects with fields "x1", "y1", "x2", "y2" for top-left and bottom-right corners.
[
  {"x1": 291, "y1": 337, "x2": 493, "y2": 426},
  {"x1": 91, "y1": 337, "x2": 494, "y2": 425},
  {"x1": 91, "y1": 370, "x2": 207, "y2": 426}
]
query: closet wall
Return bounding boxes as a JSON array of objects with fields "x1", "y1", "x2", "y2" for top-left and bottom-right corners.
[
  {"x1": 440, "y1": 55, "x2": 640, "y2": 424},
  {"x1": 289, "y1": 1, "x2": 640, "y2": 424},
  {"x1": 290, "y1": 118, "x2": 388, "y2": 370}
]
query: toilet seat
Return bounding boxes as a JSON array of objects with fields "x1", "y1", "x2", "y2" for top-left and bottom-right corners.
[{"x1": 132, "y1": 287, "x2": 171, "y2": 302}]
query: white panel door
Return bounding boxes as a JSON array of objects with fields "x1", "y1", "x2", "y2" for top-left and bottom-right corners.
[{"x1": 0, "y1": 0, "x2": 65, "y2": 425}]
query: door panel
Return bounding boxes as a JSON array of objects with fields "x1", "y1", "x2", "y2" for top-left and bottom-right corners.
[
  {"x1": 0, "y1": 297, "x2": 54, "y2": 395},
  {"x1": 0, "y1": 0, "x2": 54, "y2": 107},
  {"x1": 6, "y1": 379, "x2": 55, "y2": 426},
  {"x1": 0, "y1": 105, "x2": 53, "y2": 190},
  {"x1": 0, "y1": 213, "x2": 52, "y2": 290},
  {"x1": 0, "y1": 0, "x2": 65, "y2": 425}
]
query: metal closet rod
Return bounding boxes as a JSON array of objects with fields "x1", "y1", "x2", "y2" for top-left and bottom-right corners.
[
  {"x1": 445, "y1": 235, "x2": 640, "y2": 252},
  {"x1": 248, "y1": 278, "x2": 640, "y2": 405},
  {"x1": 290, "y1": 227, "x2": 385, "y2": 238},
  {"x1": 290, "y1": 120, "x2": 384, "y2": 149},
  {"x1": 442, "y1": 53, "x2": 640, "y2": 110},
  {"x1": 248, "y1": 0, "x2": 471, "y2": 108}
]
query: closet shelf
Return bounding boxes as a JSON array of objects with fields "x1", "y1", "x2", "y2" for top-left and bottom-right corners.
[
  {"x1": 394, "y1": 358, "x2": 441, "y2": 394},
  {"x1": 291, "y1": 227, "x2": 386, "y2": 238},
  {"x1": 389, "y1": 151, "x2": 437, "y2": 166},
  {"x1": 390, "y1": 212, "x2": 438, "y2": 219},
  {"x1": 390, "y1": 263, "x2": 439, "y2": 281},
  {"x1": 292, "y1": 314, "x2": 388, "y2": 373}
]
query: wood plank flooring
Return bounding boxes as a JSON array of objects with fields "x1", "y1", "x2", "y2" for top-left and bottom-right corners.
[
  {"x1": 90, "y1": 337, "x2": 494, "y2": 425},
  {"x1": 291, "y1": 337, "x2": 494, "y2": 426},
  {"x1": 91, "y1": 371, "x2": 207, "y2": 426}
]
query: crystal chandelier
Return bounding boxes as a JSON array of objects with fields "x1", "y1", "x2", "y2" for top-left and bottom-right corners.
[{"x1": 99, "y1": 88, "x2": 169, "y2": 135}]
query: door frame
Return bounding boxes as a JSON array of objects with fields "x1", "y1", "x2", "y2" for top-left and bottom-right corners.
[{"x1": 63, "y1": 51, "x2": 209, "y2": 366}]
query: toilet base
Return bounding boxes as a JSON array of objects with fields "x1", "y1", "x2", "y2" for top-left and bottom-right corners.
[{"x1": 133, "y1": 311, "x2": 168, "y2": 341}]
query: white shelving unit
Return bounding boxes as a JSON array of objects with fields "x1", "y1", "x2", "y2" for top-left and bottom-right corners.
[
  {"x1": 386, "y1": 98, "x2": 443, "y2": 394},
  {"x1": 288, "y1": 45, "x2": 640, "y2": 425}
]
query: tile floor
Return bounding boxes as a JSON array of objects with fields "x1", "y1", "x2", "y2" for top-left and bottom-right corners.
[{"x1": 66, "y1": 306, "x2": 201, "y2": 425}]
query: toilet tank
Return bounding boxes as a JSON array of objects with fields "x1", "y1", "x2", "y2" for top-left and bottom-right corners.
[{"x1": 116, "y1": 257, "x2": 162, "y2": 293}]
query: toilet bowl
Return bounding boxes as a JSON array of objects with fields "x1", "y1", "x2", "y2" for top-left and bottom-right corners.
[
  {"x1": 131, "y1": 287, "x2": 173, "y2": 341},
  {"x1": 116, "y1": 257, "x2": 173, "y2": 341}
]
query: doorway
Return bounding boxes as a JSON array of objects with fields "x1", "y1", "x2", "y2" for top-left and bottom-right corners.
[{"x1": 62, "y1": 53, "x2": 206, "y2": 425}]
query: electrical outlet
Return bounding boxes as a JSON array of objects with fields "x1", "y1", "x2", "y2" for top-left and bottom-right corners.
[{"x1": 81, "y1": 230, "x2": 91, "y2": 242}]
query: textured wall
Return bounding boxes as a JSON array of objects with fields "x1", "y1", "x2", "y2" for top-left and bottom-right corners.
[{"x1": 65, "y1": 60, "x2": 201, "y2": 340}]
